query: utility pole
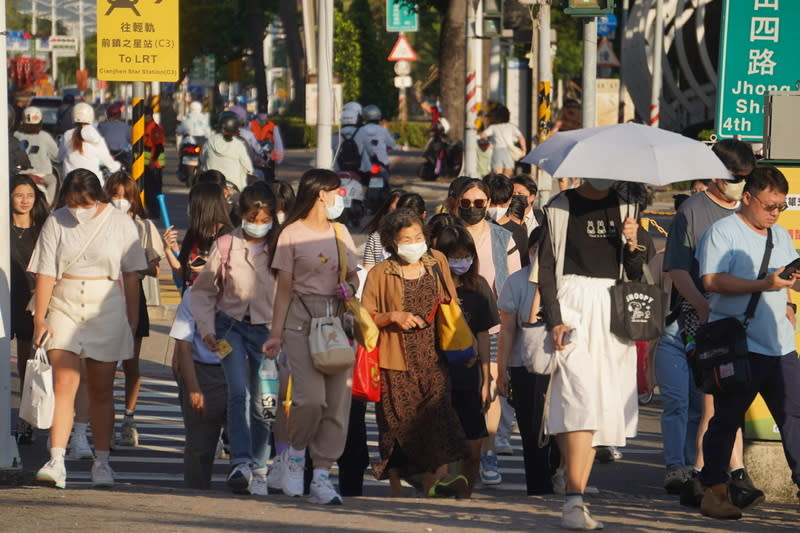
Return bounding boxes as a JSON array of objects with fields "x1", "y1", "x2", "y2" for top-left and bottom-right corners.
[
  {"x1": 31, "y1": 0, "x2": 37, "y2": 56},
  {"x1": 582, "y1": 17, "x2": 597, "y2": 128},
  {"x1": 464, "y1": 0, "x2": 483, "y2": 178},
  {"x1": 536, "y1": 0, "x2": 553, "y2": 206},
  {"x1": 316, "y1": 0, "x2": 333, "y2": 169},
  {"x1": 51, "y1": 0, "x2": 57, "y2": 86},
  {"x1": 649, "y1": 0, "x2": 663, "y2": 127},
  {"x1": 78, "y1": 0, "x2": 84, "y2": 72},
  {"x1": 1, "y1": 0, "x2": 23, "y2": 473},
  {"x1": 618, "y1": 0, "x2": 629, "y2": 123}
]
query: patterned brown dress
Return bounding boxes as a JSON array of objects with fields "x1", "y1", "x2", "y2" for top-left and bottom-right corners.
[{"x1": 373, "y1": 273, "x2": 468, "y2": 480}]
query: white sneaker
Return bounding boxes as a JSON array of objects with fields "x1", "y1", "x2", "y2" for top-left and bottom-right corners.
[
  {"x1": 560, "y1": 500, "x2": 604, "y2": 530},
  {"x1": 552, "y1": 467, "x2": 600, "y2": 495},
  {"x1": 91, "y1": 461, "x2": 115, "y2": 488},
  {"x1": 227, "y1": 463, "x2": 253, "y2": 494},
  {"x1": 309, "y1": 476, "x2": 343, "y2": 505},
  {"x1": 267, "y1": 453, "x2": 284, "y2": 490},
  {"x1": 37, "y1": 459, "x2": 66, "y2": 489},
  {"x1": 67, "y1": 432, "x2": 94, "y2": 460},
  {"x1": 281, "y1": 451, "x2": 305, "y2": 498},
  {"x1": 250, "y1": 473, "x2": 268, "y2": 496},
  {"x1": 494, "y1": 436, "x2": 514, "y2": 456}
]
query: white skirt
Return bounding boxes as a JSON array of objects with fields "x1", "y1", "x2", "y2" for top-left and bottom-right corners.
[
  {"x1": 47, "y1": 278, "x2": 134, "y2": 362},
  {"x1": 545, "y1": 274, "x2": 638, "y2": 447}
]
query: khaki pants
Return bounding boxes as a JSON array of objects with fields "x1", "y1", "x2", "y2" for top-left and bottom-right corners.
[{"x1": 284, "y1": 294, "x2": 352, "y2": 469}]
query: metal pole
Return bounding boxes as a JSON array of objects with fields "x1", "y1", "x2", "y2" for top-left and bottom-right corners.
[
  {"x1": 315, "y1": 0, "x2": 333, "y2": 169},
  {"x1": 537, "y1": 1, "x2": 552, "y2": 143},
  {"x1": 132, "y1": 82, "x2": 145, "y2": 206},
  {"x1": 398, "y1": 86, "x2": 408, "y2": 122},
  {"x1": 31, "y1": 0, "x2": 37, "y2": 56},
  {"x1": 649, "y1": 0, "x2": 663, "y2": 127},
  {"x1": 50, "y1": 0, "x2": 57, "y2": 86},
  {"x1": 150, "y1": 81, "x2": 161, "y2": 124},
  {"x1": 78, "y1": 0, "x2": 84, "y2": 72},
  {"x1": 464, "y1": 0, "x2": 480, "y2": 177},
  {"x1": 0, "y1": 0, "x2": 23, "y2": 472},
  {"x1": 618, "y1": 0, "x2": 629, "y2": 123},
  {"x1": 582, "y1": 17, "x2": 597, "y2": 128}
]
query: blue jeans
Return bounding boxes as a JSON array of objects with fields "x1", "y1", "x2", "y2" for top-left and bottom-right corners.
[
  {"x1": 654, "y1": 321, "x2": 703, "y2": 469},
  {"x1": 215, "y1": 311, "x2": 271, "y2": 470}
]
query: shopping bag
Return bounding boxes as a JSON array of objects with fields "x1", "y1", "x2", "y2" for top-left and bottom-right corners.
[
  {"x1": 352, "y1": 344, "x2": 381, "y2": 402},
  {"x1": 19, "y1": 347, "x2": 54, "y2": 429}
]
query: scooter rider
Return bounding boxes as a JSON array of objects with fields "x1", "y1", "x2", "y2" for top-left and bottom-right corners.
[
  {"x1": 177, "y1": 101, "x2": 211, "y2": 145},
  {"x1": 354, "y1": 105, "x2": 396, "y2": 174},
  {"x1": 13, "y1": 106, "x2": 59, "y2": 204},
  {"x1": 201, "y1": 111, "x2": 252, "y2": 192},
  {"x1": 97, "y1": 103, "x2": 132, "y2": 168},
  {"x1": 227, "y1": 105, "x2": 266, "y2": 170},
  {"x1": 249, "y1": 103, "x2": 284, "y2": 180},
  {"x1": 333, "y1": 101, "x2": 362, "y2": 172}
]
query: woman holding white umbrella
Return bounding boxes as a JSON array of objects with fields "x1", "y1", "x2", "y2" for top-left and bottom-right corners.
[{"x1": 537, "y1": 178, "x2": 654, "y2": 530}]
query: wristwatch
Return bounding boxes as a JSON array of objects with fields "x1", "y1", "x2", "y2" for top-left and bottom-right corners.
[{"x1": 787, "y1": 302, "x2": 797, "y2": 313}]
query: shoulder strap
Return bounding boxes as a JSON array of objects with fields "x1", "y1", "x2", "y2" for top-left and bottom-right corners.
[
  {"x1": 744, "y1": 228, "x2": 773, "y2": 326},
  {"x1": 59, "y1": 206, "x2": 114, "y2": 279},
  {"x1": 332, "y1": 223, "x2": 347, "y2": 283}
]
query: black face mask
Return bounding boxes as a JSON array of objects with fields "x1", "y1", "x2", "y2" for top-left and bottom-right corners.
[
  {"x1": 459, "y1": 206, "x2": 487, "y2": 225},
  {"x1": 513, "y1": 194, "x2": 529, "y2": 205}
]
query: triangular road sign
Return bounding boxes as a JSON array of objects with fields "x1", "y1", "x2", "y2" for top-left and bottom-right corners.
[
  {"x1": 597, "y1": 37, "x2": 620, "y2": 67},
  {"x1": 388, "y1": 34, "x2": 418, "y2": 62}
]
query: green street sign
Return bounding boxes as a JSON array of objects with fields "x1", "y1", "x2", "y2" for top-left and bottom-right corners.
[
  {"x1": 716, "y1": 0, "x2": 800, "y2": 141},
  {"x1": 386, "y1": 0, "x2": 418, "y2": 32}
]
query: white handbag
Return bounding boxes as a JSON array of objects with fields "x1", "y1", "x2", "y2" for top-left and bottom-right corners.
[
  {"x1": 520, "y1": 322, "x2": 558, "y2": 376},
  {"x1": 19, "y1": 347, "x2": 54, "y2": 429},
  {"x1": 301, "y1": 297, "x2": 354, "y2": 375}
]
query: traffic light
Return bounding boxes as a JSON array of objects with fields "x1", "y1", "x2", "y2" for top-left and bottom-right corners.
[
  {"x1": 482, "y1": 0, "x2": 503, "y2": 37},
  {"x1": 563, "y1": 0, "x2": 615, "y2": 17}
]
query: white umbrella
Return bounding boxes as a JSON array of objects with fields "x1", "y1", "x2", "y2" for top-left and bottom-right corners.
[{"x1": 522, "y1": 123, "x2": 730, "y2": 185}]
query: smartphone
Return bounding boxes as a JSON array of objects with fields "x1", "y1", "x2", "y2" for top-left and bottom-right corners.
[
  {"x1": 190, "y1": 256, "x2": 207, "y2": 267},
  {"x1": 562, "y1": 329, "x2": 574, "y2": 345},
  {"x1": 779, "y1": 258, "x2": 800, "y2": 280}
]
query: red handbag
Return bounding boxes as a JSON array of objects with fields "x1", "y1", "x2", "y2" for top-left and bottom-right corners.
[{"x1": 351, "y1": 344, "x2": 381, "y2": 402}]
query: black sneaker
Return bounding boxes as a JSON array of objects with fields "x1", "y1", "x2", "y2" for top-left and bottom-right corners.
[
  {"x1": 729, "y1": 469, "x2": 765, "y2": 510},
  {"x1": 680, "y1": 472, "x2": 705, "y2": 507}
]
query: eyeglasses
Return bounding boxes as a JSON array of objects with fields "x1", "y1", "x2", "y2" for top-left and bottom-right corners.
[
  {"x1": 459, "y1": 198, "x2": 487, "y2": 209},
  {"x1": 750, "y1": 194, "x2": 788, "y2": 213}
]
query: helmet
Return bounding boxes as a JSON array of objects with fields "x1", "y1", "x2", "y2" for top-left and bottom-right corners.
[
  {"x1": 362, "y1": 105, "x2": 381, "y2": 122},
  {"x1": 189, "y1": 101, "x2": 203, "y2": 114},
  {"x1": 341, "y1": 101, "x2": 362, "y2": 126},
  {"x1": 227, "y1": 105, "x2": 247, "y2": 125},
  {"x1": 22, "y1": 106, "x2": 43, "y2": 125},
  {"x1": 106, "y1": 102, "x2": 123, "y2": 119},
  {"x1": 72, "y1": 102, "x2": 95, "y2": 124},
  {"x1": 219, "y1": 111, "x2": 240, "y2": 135},
  {"x1": 235, "y1": 95, "x2": 247, "y2": 106}
]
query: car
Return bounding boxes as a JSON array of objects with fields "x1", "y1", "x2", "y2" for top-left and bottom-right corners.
[{"x1": 28, "y1": 96, "x2": 63, "y2": 135}]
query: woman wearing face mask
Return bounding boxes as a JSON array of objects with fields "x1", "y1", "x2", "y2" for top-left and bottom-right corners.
[
  {"x1": 453, "y1": 178, "x2": 521, "y2": 486},
  {"x1": 30, "y1": 168, "x2": 147, "y2": 489},
  {"x1": 191, "y1": 183, "x2": 278, "y2": 496},
  {"x1": 270, "y1": 180, "x2": 296, "y2": 226},
  {"x1": 362, "y1": 208, "x2": 469, "y2": 498},
  {"x1": 262, "y1": 169, "x2": 360, "y2": 505},
  {"x1": 431, "y1": 223, "x2": 497, "y2": 497},
  {"x1": 537, "y1": 178, "x2": 654, "y2": 529},
  {"x1": 103, "y1": 172, "x2": 163, "y2": 446}
]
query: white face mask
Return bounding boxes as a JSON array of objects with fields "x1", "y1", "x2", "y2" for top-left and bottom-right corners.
[
  {"x1": 242, "y1": 221, "x2": 272, "y2": 239},
  {"x1": 722, "y1": 180, "x2": 746, "y2": 201},
  {"x1": 276, "y1": 212, "x2": 287, "y2": 225},
  {"x1": 486, "y1": 206, "x2": 505, "y2": 222},
  {"x1": 69, "y1": 203, "x2": 98, "y2": 223},
  {"x1": 587, "y1": 179, "x2": 615, "y2": 191},
  {"x1": 111, "y1": 198, "x2": 131, "y2": 213},
  {"x1": 325, "y1": 194, "x2": 345, "y2": 220},
  {"x1": 396, "y1": 241, "x2": 428, "y2": 264}
]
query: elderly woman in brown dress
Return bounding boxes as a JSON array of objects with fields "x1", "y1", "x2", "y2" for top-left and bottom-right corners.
[{"x1": 362, "y1": 208, "x2": 469, "y2": 498}]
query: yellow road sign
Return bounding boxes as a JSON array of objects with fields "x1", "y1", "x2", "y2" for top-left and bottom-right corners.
[{"x1": 96, "y1": 0, "x2": 179, "y2": 82}]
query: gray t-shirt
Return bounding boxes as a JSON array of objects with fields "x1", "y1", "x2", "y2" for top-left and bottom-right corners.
[
  {"x1": 663, "y1": 191, "x2": 738, "y2": 278},
  {"x1": 497, "y1": 265, "x2": 535, "y2": 367}
]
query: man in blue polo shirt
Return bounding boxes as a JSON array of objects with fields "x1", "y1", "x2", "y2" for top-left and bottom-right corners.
[{"x1": 695, "y1": 165, "x2": 800, "y2": 519}]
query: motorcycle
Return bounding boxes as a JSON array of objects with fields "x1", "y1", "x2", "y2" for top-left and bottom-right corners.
[
  {"x1": 178, "y1": 135, "x2": 206, "y2": 186},
  {"x1": 254, "y1": 138, "x2": 276, "y2": 182},
  {"x1": 110, "y1": 147, "x2": 132, "y2": 171},
  {"x1": 365, "y1": 161, "x2": 391, "y2": 214},
  {"x1": 418, "y1": 123, "x2": 463, "y2": 181},
  {"x1": 336, "y1": 170, "x2": 366, "y2": 229}
]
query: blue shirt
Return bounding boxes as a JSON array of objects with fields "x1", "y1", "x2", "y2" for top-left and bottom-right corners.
[
  {"x1": 169, "y1": 287, "x2": 220, "y2": 365},
  {"x1": 697, "y1": 214, "x2": 797, "y2": 356},
  {"x1": 497, "y1": 265, "x2": 537, "y2": 367}
]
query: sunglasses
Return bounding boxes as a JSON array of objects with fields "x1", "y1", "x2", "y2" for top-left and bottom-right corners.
[
  {"x1": 727, "y1": 173, "x2": 748, "y2": 184},
  {"x1": 459, "y1": 198, "x2": 487, "y2": 209},
  {"x1": 750, "y1": 194, "x2": 788, "y2": 213}
]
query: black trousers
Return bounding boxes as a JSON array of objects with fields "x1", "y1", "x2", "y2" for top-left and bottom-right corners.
[
  {"x1": 508, "y1": 366, "x2": 560, "y2": 495},
  {"x1": 700, "y1": 351, "x2": 800, "y2": 487},
  {"x1": 143, "y1": 166, "x2": 163, "y2": 219},
  {"x1": 337, "y1": 399, "x2": 369, "y2": 496}
]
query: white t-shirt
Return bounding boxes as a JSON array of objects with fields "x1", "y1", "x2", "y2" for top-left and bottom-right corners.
[
  {"x1": 59, "y1": 124, "x2": 121, "y2": 183},
  {"x1": 484, "y1": 123, "x2": 522, "y2": 149}
]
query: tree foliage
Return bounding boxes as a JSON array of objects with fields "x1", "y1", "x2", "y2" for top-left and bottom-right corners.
[
  {"x1": 334, "y1": 6, "x2": 361, "y2": 103},
  {"x1": 348, "y1": 0, "x2": 396, "y2": 118}
]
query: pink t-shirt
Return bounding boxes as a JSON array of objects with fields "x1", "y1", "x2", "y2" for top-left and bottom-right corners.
[{"x1": 272, "y1": 221, "x2": 359, "y2": 295}]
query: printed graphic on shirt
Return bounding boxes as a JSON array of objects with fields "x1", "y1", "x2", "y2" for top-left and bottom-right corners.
[
  {"x1": 586, "y1": 218, "x2": 617, "y2": 239},
  {"x1": 316, "y1": 252, "x2": 337, "y2": 273}
]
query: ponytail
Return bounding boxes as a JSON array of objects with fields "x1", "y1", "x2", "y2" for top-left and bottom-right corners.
[{"x1": 71, "y1": 124, "x2": 85, "y2": 154}]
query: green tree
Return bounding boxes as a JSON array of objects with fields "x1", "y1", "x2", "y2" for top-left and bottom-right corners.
[
  {"x1": 349, "y1": 0, "x2": 396, "y2": 118},
  {"x1": 334, "y1": 6, "x2": 361, "y2": 103}
]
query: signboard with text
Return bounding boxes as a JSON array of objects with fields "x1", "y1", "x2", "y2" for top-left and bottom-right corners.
[
  {"x1": 386, "y1": 0, "x2": 418, "y2": 32},
  {"x1": 716, "y1": 0, "x2": 800, "y2": 140},
  {"x1": 96, "y1": 0, "x2": 179, "y2": 82}
]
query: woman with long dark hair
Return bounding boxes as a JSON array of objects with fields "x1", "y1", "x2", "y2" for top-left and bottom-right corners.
[
  {"x1": 30, "y1": 168, "x2": 147, "y2": 489},
  {"x1": 58, "y1": 103, "x2": 120, "y2": 182},
  {"x1": 162, "y1": 182, "x2": 233, "y2": 292},
  {"x1": 263, "y1": 169, "x2": 360, "y2": 505},
  {"x1": 10, "y1": 174, "x2": 50, "y2": 444},
  {"x1": 103, "y1": 172, "x2": 163, "y2": 447}
]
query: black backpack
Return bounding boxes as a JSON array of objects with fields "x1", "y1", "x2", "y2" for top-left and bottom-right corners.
[{"x1": 337, "y1": 128, "x2": 361, "y2": 171}]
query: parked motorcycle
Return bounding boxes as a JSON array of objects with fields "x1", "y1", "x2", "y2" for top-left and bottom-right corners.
[
  {"x1": 336, "y1": 170, "x2": 366, "y2": 229},
  {"x1": 178, "y1": 135, "x2": 205, "y2": 186},
  {"x1": 417, "y1": 123, "x2": 463, "y2": 181}
]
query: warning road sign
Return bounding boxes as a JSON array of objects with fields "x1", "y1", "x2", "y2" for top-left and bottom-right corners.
[
  {"x1": 597, "y1": 37, "x2": 620, "y2": 67},
  {"x1": 96, "y1": 0, "x2": 180, "y2": 82},
  {"x1": 388, "y1": 34, "x2": 418, "y2": 62}
]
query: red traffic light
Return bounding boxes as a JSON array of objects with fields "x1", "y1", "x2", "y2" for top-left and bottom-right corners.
[{"x1": 22, "y1": 32, "x2": 32, "y2": 39}]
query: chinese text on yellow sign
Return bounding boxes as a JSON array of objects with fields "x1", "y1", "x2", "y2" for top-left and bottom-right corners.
[{"x1": 96, "y1": 0, "x2": 179, "y2": 82}]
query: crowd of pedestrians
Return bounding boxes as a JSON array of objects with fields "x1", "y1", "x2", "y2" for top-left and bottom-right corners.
[{"x1": 9, "y1": 100, "x2": 800, "y2": 530}]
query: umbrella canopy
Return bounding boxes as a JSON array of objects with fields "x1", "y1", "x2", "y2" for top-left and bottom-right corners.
[{"x1": 522, "y1": 123, "x2": 730, "y2": 186}]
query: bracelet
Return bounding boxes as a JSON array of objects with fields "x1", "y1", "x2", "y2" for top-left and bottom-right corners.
[{"x1": 787, "y1": 302, "x2": 797, "y2": 313}]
